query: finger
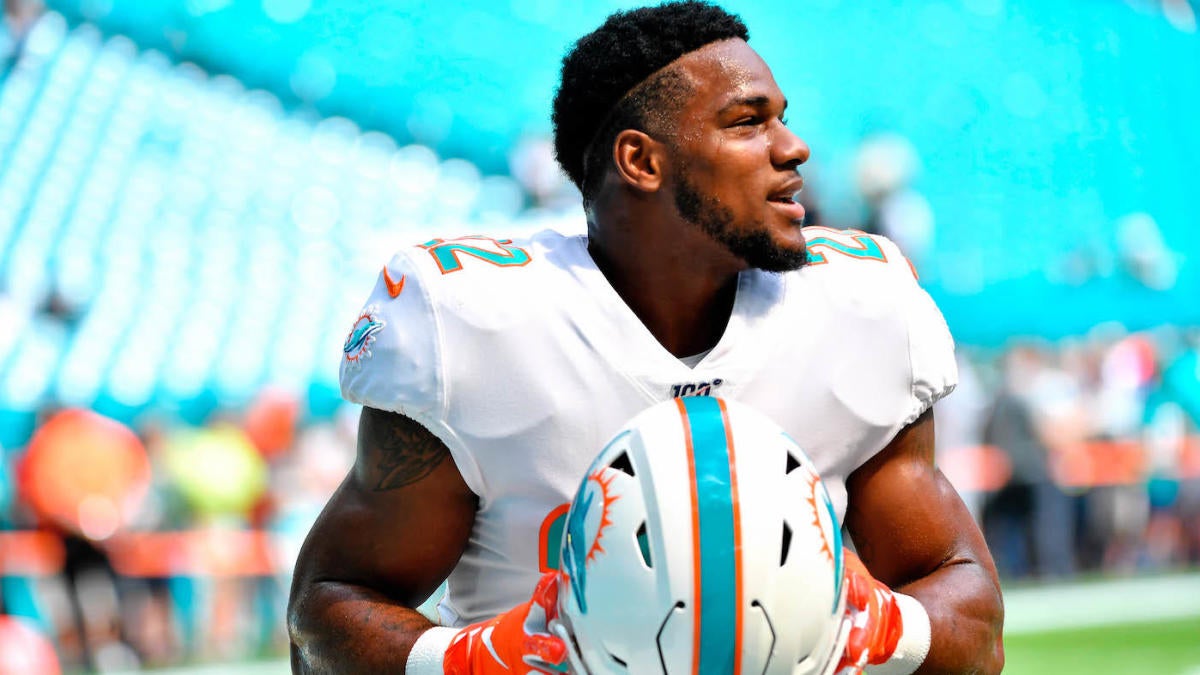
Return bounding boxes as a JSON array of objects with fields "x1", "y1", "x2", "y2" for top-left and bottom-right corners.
[
  {"x1": 533, "y1": 572, "x2": 560, "y2": 612},
  {"x1": 524, "y1": 633, "x2": 567, "y2": 665},
  {"x1": 877, "y1": 598, "x2": 904, "y2": 658},
  {"x1": 843, "y1": 625, "x2": 868, "y2": 665},
  {"x1": 833, "y1": 652, "x2": 863, "y2": 675},
  {"x1": 534, "y1": 571, "x2": 557, "y2": 598},
  {"x1": 845, "y1": 570, "x2": 870, "y2": 610}
]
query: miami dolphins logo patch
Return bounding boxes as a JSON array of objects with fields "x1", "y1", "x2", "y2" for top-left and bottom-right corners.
[{"x1": 343, "y1": 305, "x2": 386, "y2": 368}]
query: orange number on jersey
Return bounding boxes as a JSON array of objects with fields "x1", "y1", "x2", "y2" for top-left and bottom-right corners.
[
  {"x1": 418, "y1": 236, "x2": 532, "y2": 274},
  {"x1": 803, "y1": 227, "x2": 888, "y2": 266}
]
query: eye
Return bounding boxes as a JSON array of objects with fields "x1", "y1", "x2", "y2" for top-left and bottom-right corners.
[
  {"x1": 731, "y1": 116, "x2": 760, "y2": 127},
  {"x1": 779, "y1": 115, "x2": 789, "y2": 126}
]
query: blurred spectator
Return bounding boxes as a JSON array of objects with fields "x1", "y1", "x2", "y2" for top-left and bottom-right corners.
[
  {"x1": 1161, "y1": 332, "x2": 1200, "y2": 426},
  {"x1": 1142, "y1": 378, "x2": 1191, "y2": 568},
  {"x1": 1141, "y1": 334, "x2": 1200, "y2": 567},
  {"x1": 14, "y1": 408, "x2": 150, "y2": 671},
  {"x1": 2, "y1": 0, "x2": 42, "y2": 38},
  {"x1": 1115, "y1": 213, "x2": 1179, "y2": 291},
  {"x1": 508, "y1": 135, "x2": 580, "y2": 215},
  {"x1": 981, "y1": 345, "x2": 1077, "y2": 579},
  {"x1": 0, "y1": 0, "x2": 39, "y2": 65},
  {"x1": 934, "y1": 351, "x2": 991, "y2": 520},
  {"x1": 853, "y1": 132, "x2": 935, "y2": 270}
]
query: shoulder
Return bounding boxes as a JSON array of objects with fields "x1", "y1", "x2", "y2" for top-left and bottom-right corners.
[
  {"x1": 402, "y1": 229, "x2": 584, "y2": 315},
  {"x1": 406, "y1": 229, "x2": 577, "y2": 280},
  {"x1": 797, "y1": 226, "x2": 920, "y2": 298},
  {"x1": 789, "y1": 227, "x2": 939, "y2": 329},
  {"x1": 794, "y1": 226, "x2": 957, "y2": 424},
  {"x1": 338, "y1": 245, "x2": 443, "y2": 421},
  {"x1": 338, "y1": 229, "x2": 583, "y2": 416}
]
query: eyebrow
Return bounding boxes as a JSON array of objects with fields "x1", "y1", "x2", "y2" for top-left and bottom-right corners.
[{"x1": 718, "y1": 95, "x2": 788, "y2": 115}]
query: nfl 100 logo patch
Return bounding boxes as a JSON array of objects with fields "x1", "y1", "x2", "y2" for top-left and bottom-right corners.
[{"x1": 343, "y1": 305, "x2": 386, "y2": 369}]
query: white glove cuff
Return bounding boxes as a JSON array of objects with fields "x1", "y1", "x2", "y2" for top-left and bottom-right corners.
[
  {"x1": 865, "y1": 593, "x2": 931, "y2": 675},
  {"x1": 406, "y1": 626, "x2": 458, "y2": 675}
]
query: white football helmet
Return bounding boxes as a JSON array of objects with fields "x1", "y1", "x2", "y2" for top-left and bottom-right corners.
[{"x1": 554, "y1": 397, "x2": 850, "y2": 675}]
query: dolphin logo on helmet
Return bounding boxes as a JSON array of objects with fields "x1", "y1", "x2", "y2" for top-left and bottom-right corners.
[{"x1": 553, "y1": 397, "x2": 850, "y2": 675}]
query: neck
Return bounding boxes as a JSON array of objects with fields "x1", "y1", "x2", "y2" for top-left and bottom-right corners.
[{"x1": 587, "y1": 202, "x2": 744, "y2": 358}]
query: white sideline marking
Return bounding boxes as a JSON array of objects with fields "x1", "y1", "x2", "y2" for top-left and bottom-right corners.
[{"x1": 1003, "y1": 572, "x2": 1200, "y2": 635}]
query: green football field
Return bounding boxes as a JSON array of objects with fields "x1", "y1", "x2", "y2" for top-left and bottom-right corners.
[
  {"x1": 1004, "y1": 616, "x2": 1200, "y2": 675},
  {"x1": 114, "y1": 616, "x2": 1200, "y2": 675},
  {"x1": 1000, "y1": 571, "x2": 1200, "y2": 675},
  {"x1": 108, "y1": 573, "x2": 1200, "y2": 675},
  {"x1": 112, "y1": 617, "x2": 1200, "y2": 675},
  {"x1": 111, "y1": 619, "x2": 1200, "y2": 675}
]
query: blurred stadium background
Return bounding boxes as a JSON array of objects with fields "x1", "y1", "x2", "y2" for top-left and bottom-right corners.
[{"x1": 0, "y1": 0, "x2": 1198, "y2": 672}]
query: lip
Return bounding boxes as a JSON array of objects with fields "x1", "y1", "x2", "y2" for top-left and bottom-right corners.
[
  {"x1": 767, "y1": 175, "x2": 806, "y2": 222},
  {"x1": 769, "y1": 199, "x2": 807, "y2": 223},
  {"x1": 768, "y1": 175, "x2": 805, "y2": 202}
]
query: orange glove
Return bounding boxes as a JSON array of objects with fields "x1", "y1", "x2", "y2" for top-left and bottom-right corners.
[
  {"x1": 443, "y1": 571, "x2": 568, "y2": 675},
  {"x1": 835, "y1": 550, "x2": 904, "y2": 674}
]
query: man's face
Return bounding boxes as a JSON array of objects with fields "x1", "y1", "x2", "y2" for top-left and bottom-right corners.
[{"x1": 662, "y1": 39, "x2": 811, "y2": 272}]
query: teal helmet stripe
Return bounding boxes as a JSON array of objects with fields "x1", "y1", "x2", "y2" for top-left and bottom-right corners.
[
  {"x1": 680, "y1": 396, "x2": 739, "y2": 675},
  {"x1": 824, "y1": 488, "x2": 844, "y2": 614}
]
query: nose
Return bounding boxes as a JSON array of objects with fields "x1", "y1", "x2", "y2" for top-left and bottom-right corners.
[{"x1": 772, "y1": 122, "x2": 810, "y2": 171}]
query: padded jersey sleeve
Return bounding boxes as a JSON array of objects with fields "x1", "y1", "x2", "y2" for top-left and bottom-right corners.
[
  {"x1": 875, "y1": 236, "x2": 958, "y2": 426},
  {"x1": 337, "y1": 251, "x2": 482, "y2": 492},
  {"x1": 903, "y1": 282, "x2": 957, "y2": 424}
]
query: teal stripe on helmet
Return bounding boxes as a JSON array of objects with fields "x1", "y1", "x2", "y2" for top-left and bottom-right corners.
[
  {"x1": 823, "y1": 486, "x2": 843, "y2": 613},
  {"x1": 680, "y1": 396, "x2": 737, "y2": 675}
]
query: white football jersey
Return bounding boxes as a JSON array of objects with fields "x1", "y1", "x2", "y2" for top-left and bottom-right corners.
[{"x1": 339, "y1": 226, "x2": 956, "y2": 626}]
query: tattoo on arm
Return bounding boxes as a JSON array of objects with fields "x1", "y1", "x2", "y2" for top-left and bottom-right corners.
[{"x1": 362, "y1": 410, "x2": 450, "y2": 491}]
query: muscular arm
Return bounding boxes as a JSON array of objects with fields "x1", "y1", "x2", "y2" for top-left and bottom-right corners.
[
  {"x1": 288, "y1": 407, "x2": 478, "y2": 673},
  {"x1": 845, "y1": 408, "x2": 1005, "y2": 675}
]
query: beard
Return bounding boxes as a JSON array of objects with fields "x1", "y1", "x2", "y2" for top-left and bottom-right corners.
[{"x1": 673, "y1": 171, "x2": 809, "y2": 273}]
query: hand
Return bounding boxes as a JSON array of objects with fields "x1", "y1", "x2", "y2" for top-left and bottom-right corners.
[
  {"x1": 443, "y1": 571, "x2": 568, "y2": 675},
  {"x1": 835, "y1": 550, "x2": 904, "y2": 675}
]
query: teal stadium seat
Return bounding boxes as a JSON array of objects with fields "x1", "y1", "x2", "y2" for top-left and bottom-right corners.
[
  {"x1": 1, "y1": 2, "x2": 1198, "y2": 448},
  {"x1": 0, "y1": 12, "x2": 531, "y2": 447}
]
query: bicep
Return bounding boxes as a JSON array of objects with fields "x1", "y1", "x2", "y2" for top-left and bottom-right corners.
[
  {"x1": 292, "y1": 407, "x2": 478, "y2": 608},
  {"x1": 844, "y1": 408, "x2": 995, "y2": 589}
]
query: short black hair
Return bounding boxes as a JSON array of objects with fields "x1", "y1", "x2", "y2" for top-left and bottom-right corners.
[{"x1": 552, "y1": 1, "x2": 749, "y2": 204}]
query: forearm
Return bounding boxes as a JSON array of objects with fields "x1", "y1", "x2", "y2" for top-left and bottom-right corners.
[
  {"x1": 288, "y1": 579, "x2": 438, "y2": 674},
  {"x1": 896, "y1": 557, "x2": 1004, "y2": 675}
]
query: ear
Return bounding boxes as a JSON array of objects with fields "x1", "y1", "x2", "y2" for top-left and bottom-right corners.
[{"x1": 612, "y1": 129, "x2": 666, "y2": 193}]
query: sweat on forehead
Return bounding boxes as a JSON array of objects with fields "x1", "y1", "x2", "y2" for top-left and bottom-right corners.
[
  {"x1": 551, "y1": 1, "x2": 750, "y2": 191},
  {"x1": 672, "y1": 39, "x2": 777, "y2": 104}
]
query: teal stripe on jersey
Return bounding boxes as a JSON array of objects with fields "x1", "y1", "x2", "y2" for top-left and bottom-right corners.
[{"x1": 681, "y1": 396, "x2": 737, "y2": 675}]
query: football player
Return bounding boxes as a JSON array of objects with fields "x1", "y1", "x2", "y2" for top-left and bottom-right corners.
[{"x1": 287, "y1": 2, "x2": 1004, "y2": 674}]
